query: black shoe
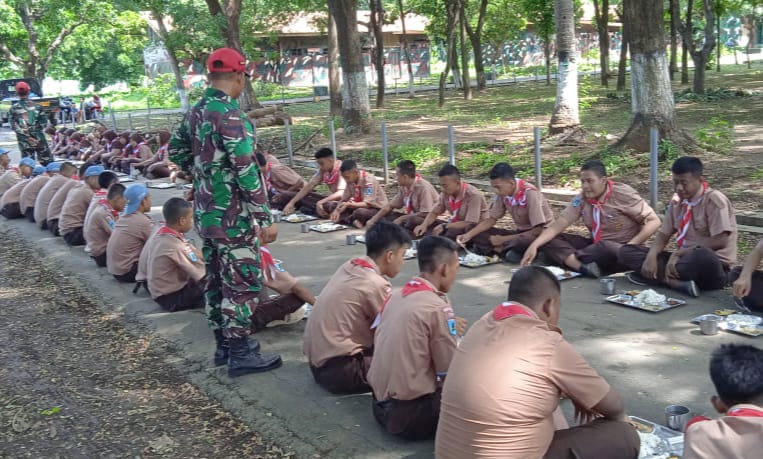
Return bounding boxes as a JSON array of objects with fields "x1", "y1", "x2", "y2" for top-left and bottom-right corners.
[
  {"x1": 213, "y1": 330, "x2": 260, "y2": 366},
  {"x1": 227, "y1": 336, "x2": 282, "y2": 377},
  {"x1": 580, "y1": 262, "x2": 602, "y2": 278},
  {"x1": 503, "y1": 250, "x2": 522, "y2": 264}
]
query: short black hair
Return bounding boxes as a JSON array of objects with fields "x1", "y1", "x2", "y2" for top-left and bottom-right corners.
[
  {"x1": 671, "y1": 156, "x2": 703, "y2": 177},
  {"x1": 489, "y1": 162, "x2": 515, "y2": 181},
  {"x1": 365, "y1": 220, "x2": 411, "y2": 258},
  {"x1": 98, "y1": 171, "x2": 119, "y2": 189},
  {"x1": 438, "y1": 164, "x2": 460, "y2": 179},
  {"x1": 107, "y1": 183, "x2": 125, "y2": 200},
  {"x1": 255, "y1": 153, "x2": 267, "y2": 167},
  {"x1": 78, "y1": 163, "x2": 90, "y2": 178},
  {"x1": 396, "y1": 160, "x2": 416, "y2": 178},
  {"x1": 315, "y1": 147, "x2": 334, "y2": 159},
  {"x1": 508, "y1": 266, "x2": 561, "y2": 307},
  {"x1": 163, "y1": 197, "x2": 193, "y2": 225},
  {"x1": 340, "y1": 160, "x2": 357, "y2": 173},
  {"x1": 581, "y1": 160, "x2": 607, "y2": 178},
  {"x1": 709, "y1": 344, "x2": 763, "y2": 406},
  {"x1": 60, "y1": 162, "x2": 77, "y2": 175},
  {"x1": 417, "y1": 236, "x2": 458, "y2": 273}
]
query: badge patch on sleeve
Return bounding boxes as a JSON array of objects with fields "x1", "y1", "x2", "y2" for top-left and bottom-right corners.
[{"x1": 571, "y1": 195, "x2": 582, "y2": 207}]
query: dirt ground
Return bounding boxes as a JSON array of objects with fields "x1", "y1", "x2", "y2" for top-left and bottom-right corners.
[{"x1": 0, "y1": 227, "x2": 291, "y2": 458}]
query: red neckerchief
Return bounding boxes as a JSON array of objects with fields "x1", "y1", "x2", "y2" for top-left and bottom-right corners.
[
  {"x1": 155, "y1": 143, "x2": 168, "y2": 161},
  {"x1": 587, "y1": 180, "x2": 614, "y2": 243},
  {"x1": 447, "y1": 181, "x2": 468, "y2": 222},
  {"x1": 109, "y1": 138, "x2": 120, "y2": 152},
  {"x1": 133, "y1": 141, "x2": 147, "y2": 158},
  {"x1": 322, "y1": 161, "x2": 340, "y2": 185},
  {"x1": 351, "y1": 258, "x2": 375, "y2": 270},
  {"x1": 157, "y1": 225, "x2": 185, "y2": 240},
  {"x1": 404, "y1": 174, "x2": 421, "y2": 214},
  {"x1": 492, "y1": 302, "x2": 535, "y2": 321},
  {"x1": 260, "y1": 245, "x2": 278, "y2": 279},
  {"x1": 728, "y1": 406, "x2": 763, "y2": 418},
  {"x1": 97, "y1": 197, "x2": 119, "y2": 219},
  {"x1": 676, "y1": 181, "x2": 709, "y2": 249},
  {"x1": 402, "y1": 277, "x2": 435, "y2": 297},
  {"x1": 353, "y1": 170, "x2": 367, "y2": 203},
  {"x1": 505, "y1": 179, "x2": 536, "y2": 208}
]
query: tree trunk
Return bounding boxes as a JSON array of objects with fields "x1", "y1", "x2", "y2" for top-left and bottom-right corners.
[
  {"x1": 438, "y1": 0, "x2": 460, "y2": 107},
  {"x1": 593, "y1": 0, "x2": 610, "y2": 87},
  {"x1": 670, "y1": 0, "x2": 680, "y2": 80},
  {"x1": 544, "y1": 36, "x2": 551, "y2": 85},
  {"x1": 397, "y1": 0, "x2": 416, "y2": 98},
  {"x1": 549, "y1": 0, "x2": 579, "y2": 134},
  {"x1": 682, "y1": 0, "x2": 716, "y2": 94},
  {"x1": 327, "y1": 10, "x2": 343, "y2": 116},
  {"x1": 681, "y1": 0, "x2": 693, "y2": 84},
  {"x1": 152, "y1": 11, "x2": 190, "y2": 111},
  {"x1": 370, "y1": 0, "x2": 385, "y2": 108},
  {"x1": 617, "y1": 14, "x2": 628, "y2": 91},
  {"x1": 465, "y1": 0, "x2": 489, "y2": 90},
  {"x1": 617, "y1": 0, "x2": 691, "y2": 152},
  {"x1": 716, "y1": 10, "x2": 721, "y2": 72},
  {"x1": 328, "y1": 0, "x2": 371, "y2": 133},
  {"x1": 459, "y1": 4, "x2": 472, "y2": 100}
]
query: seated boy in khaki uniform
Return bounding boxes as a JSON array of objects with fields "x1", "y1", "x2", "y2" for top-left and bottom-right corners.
[
  {"x1": 84, "y1": 183, "x2": 126, "y2": 267},
  {"x1": 137, "y1": 197, "x2": 205, "y2": 312},
  {"x1": 303, "y1": 221, "x2": 411, "y2": 394},
  {"x1": 107, "y1": 183, "x2": 153, "y2": 282}
]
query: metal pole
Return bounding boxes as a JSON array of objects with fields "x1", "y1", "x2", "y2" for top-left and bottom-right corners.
[
  {"x1": 109, "y1": 101, "x2": 117, "y2": 130},
  {"x1": 128, "y1": 113, "x2": 134, "y2": 130},
  {"x1": 381, "y1": 122, "x2": 389, "y2": 183},
  {"x1": 448, "y1": 125, "x2": 456, "y2": 166},
  {"x1": 329, "y1": 118, "x2": 337, "y2": 158},
  {"x1": 146, "y1": 99, "x2": 151, "y2": 131},
  {"x1": 285, "y1": 119, "x2": 293, "y2": 167},
  {"x1": 650, "y1": 128, "x2": 659, "y2": 210},
  {"x1": 533, "y1": 127, "x2": 542, "y2": 191}
]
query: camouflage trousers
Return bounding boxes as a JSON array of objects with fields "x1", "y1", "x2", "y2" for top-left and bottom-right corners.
[
  {"x1": 18, "y1": 137, "x2": 52, "y2": 165},
  {"x1": 203, "y1": 235, "x2": 263, "y2": 338}
]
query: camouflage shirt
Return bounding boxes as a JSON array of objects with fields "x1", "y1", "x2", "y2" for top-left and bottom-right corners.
[
  {"x1": 10, "y1": 98, "x2": 48, "y2": 150},
  {"x1": 169, "y1": 88, "x2": 272, "y2": 240}
]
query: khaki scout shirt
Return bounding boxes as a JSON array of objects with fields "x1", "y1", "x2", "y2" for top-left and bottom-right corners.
[
  {"x1": 19, "y1": 175, "x2": 50, "y2": 212},
  {"x1": 46, "y1": 180, "x2": 79, "y2": 222},
  {"x1": 683, "y1": 404, "x2": 763, "y2": 459},
  {"x1": 368, "y1": 277, "x2": 457, "y2": 401},
  {"x1": 265, "y1": 162, "x2": 305, "y2": 193},
  {"x1": 340, "y1": 170, "x2": 388, "y2": 208},
  {"x1": 489, "y1": 183, "x2": 554, "y2": 232},
  {"x1": 136, "y1": 229, "x2": 205, "y2": 298},
  {"x1": 303, "y1": 256, "x2": 391, "y2": 368},
  {"x1": 0, "y1": 179, "x2": 30, "y2": 207},
  {"x1": 84, "y1": 204, "x2": 116, "y2": 258},
  {"x1": 660, "y1": 186, "x2": 737, "y2": 265},
  {"x1": 306, "y1": 160, "x2": 346, "y2": 194},
  {"x1": 35, "y1": 175, "x2": 70, "y2": 226},
  {"x1": 388, "y1": 176, "x2": 439, "y2": 215},
  {"x1": 435, "y1": 304, "x2": 611, "y2": 459},
  {"x1": 58, "y1": 185, "x2": 95, "y2": 234},
  {"x1": 560, "y1": 181, "x2": 656, "y2": 243},
  {"x1": 431, "y1": 182, "x2": 489, "y2": 224},
  {"x1": 106, "y1": 212, "x2": 153, "y2": 276}
]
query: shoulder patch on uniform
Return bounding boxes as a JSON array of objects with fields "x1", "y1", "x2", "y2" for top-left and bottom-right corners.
[{"x1": 571, "y1": 195, "x2": 582, "y2": 207}]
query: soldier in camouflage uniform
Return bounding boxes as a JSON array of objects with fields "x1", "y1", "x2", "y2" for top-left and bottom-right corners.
[
  {"x1": 169, "y1": 48, "x2": 282, "y2": 377},
  {"x1": 9, "y1": 82, "x2": 52, "y2": 165}
]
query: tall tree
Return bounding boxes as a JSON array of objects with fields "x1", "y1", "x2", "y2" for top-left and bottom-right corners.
[
  {"x1": 328, "y1": 0, "x2": 371, "y2": 133},
  {"x1": 147, "y1": 7, "x2": 190, "y2": 110},
  {"x1": 327, "y1": 9, "x2": 343, "y2": 116},
  {"x1": 369, "y1": 0, "x2": 386, "y2": 108},
  {"x1": 618, "y1": 0, "x2": 690, "y2": 151},
  {"x1": 592, "y1": 0, "x2": 610, "y2": 87},
  {"x1": 615, "y1": 5, "x2": 628, "y2": 91},
  {"x1": 464, "y1": 0, "x2": 489, "y2": 89},
  {"x1": 519, "y1": 0, "x2": 555, "y2": 85},
  {"x1": 680, "y1": 0, "x2": 716, "y2": 93},
  {"x1": 396, "y1": 0, "x2": 416, "y2": 98},
  {"x1": 438, "y1": 0, "x2": 461, "y2": 107},
  {"x1": 669, "y1": 0, "x2": 680, "y2": 80},
  {"x1": 549, "y1": 0, "x2": 579, "y2": 134},
  {"x1": 459, "y1": 0, "x2": 472, "y2": 100},
  {"x1": 0, "y1": 0, "x2": 105, "y2": 81},
  {"x1": 681, "y1": 0, "x2": 693, "y2": 84}
]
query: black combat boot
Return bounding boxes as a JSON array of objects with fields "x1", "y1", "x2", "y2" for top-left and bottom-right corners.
[
  {"x1": 213, "y1": 329, "x2": 260, "y2": 366},
  {"x1": 227, "y1": 336, "x2": 282, "y2": 377}
]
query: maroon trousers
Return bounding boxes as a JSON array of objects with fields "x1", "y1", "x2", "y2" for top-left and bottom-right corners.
[
  {"x1": 728, "y1": 267, "x2": 763, "y2": 312},
  {"x1": 251, "y1": 292, "x2": 304, "y2": 332},
  {"x1": 310, "y1": 351, "x2": 373, "y2": 395},
  {"x1": 470, "y1": 227, "x2": 540, "y2": 256},
  {"x1": 0, "y1": 202, "x2": 22, "y2": 219},
  {"x1": 372, "y1": 388, "x2": 442, "y2": 440},
  {"x1": 271, "y1": 191, "x2": 329, "y2": 216},
  {"x1": 542, "y1": 234, "x2": 627, "y2": 274},
  {"x1": 618, "y1": 244, "x2": 729, "y2": 291},
  {"x1": 154, "y1": 279, "x2": 206, "y2": 312},
  {"x1": 323, "y1": 201, "x2": 380, "y2": 226},
  {"x1": 544, "y1": 419, "x2": 640, "y2": 459}
]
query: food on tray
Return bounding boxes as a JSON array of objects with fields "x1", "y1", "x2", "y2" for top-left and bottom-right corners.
[
  {"x1": 460, "y1": 254, "x2": 499, "y2": 267},
  {"x1": 626, "y1": 290, "x2": 641, "y2": 296},
  {"x1": 714, "y1": 308, "x2": 738, "y2": 316},
  {"x1": 725, "y1": 314, "x2": 763, "y2": 327},
  {"x1": 630, "y1": 419, "x2": 655, "y2": 434},
  {"x1": 544, "y1": 266, "x2": 566, "y2": 277},
  {"x1": 665, "y1": 299, "x2": 682, "y2": 306},
  {"x1": 311, "y1": 223, "x2": 344, "y2": 232},
  {"x1": 634, "y1": 289, "x2": 667, "y2": 306}
]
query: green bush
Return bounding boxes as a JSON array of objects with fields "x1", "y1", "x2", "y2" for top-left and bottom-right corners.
[
  {"x1": 145, "y1": 74, "x2": 180, "y2": 108},
  {"x1": 696, "y1": 116, "x2": 734, "y2": 154},
  {"x1": 362, "y1": 142, "x2": 443, "y2": 170}
]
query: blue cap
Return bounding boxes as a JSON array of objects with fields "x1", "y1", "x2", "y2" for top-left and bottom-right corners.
[
  {"x1": 0, "y1": 148, "x2": 9, "y2": 156},
  {"x1": 46, "y1": 161, "x2": 62, "y2": 172},
  {"x1": 123, "y1": 183, "x2": 148, "y2": 216},
  {"x1": 19, "y1": 157, "x2": 35, "y2": 169},
  {"x1": 32, "y1": 165, "x2": 46, "y2": 176},
  {"x1": 84, "y1": 165, "x2": 105, "y2": 177}
]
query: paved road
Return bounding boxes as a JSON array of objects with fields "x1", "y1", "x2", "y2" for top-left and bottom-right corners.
[{"x1": 0, "y1": 127, "x2": 756, "y2": 458}]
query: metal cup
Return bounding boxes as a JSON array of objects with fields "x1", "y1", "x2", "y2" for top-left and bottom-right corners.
[
  {"x1": 600, "y1": 278, "x2": 616, "y2": 295},
  {"x1": 665, "y1": 405, "x2": 691, "y2": 431},
  {"x1": 272, "y1": 212, "x2": 282, "y2": 223},
  {"x1": 346, "y1": 234, "x2": 357, "y2": 245},
  {"x1": 300, "y1": 223, "x2": 310, "y2": 233},
  {"x1": 700, "y1": 317, "x2": 720, "y2": 335}
]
